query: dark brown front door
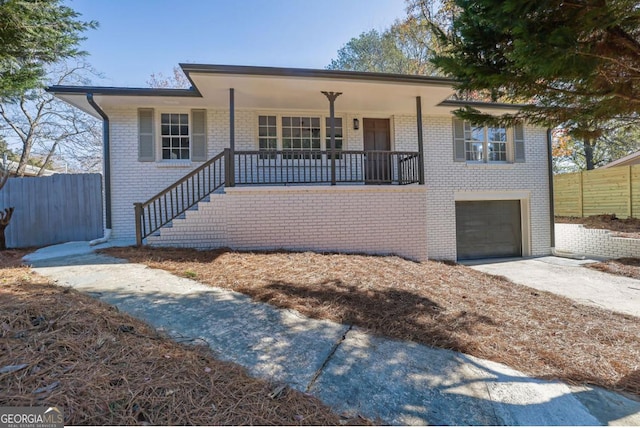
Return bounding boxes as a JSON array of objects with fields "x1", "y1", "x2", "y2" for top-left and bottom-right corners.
[{"x1": 363, "y1": 118, "x2": 391, "y2": 183}]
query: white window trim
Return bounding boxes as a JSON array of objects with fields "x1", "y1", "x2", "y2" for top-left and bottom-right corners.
[
  {"x1": 464, "y1": 122, "x2": 513, "y2": 164},
  {"x1": 256, "y1": 113, "x2": 346, "y2": 152},
  {"x1": 157, "y1": 110, "x2": 192, "y2": 163}
]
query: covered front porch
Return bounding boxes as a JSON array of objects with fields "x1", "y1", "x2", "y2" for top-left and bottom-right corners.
[
  {"x1": 134, "y1": 143, "x2": 421, "y2": 245},
  {"x1": 217, "y1": 72, "x2": 437, "y2": 187},
  {"x1": 200, "y1": 67, "x2": 469, "y2": 190},
  {"x1": 231, "y1": 149, "x2": 421, "y2": 186}
]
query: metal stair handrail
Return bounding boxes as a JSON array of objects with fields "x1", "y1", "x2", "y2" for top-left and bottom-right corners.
[{"x1": 134, "y1": 149, "x2": 229, "y2": 245}]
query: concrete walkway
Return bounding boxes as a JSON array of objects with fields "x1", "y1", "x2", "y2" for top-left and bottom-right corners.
[
  {"x1": 467, "y1": 256, "x2": 640, "y2": 318},
  {"x1": 26, "y1": 246, "x2": 640, "y2": 426}
]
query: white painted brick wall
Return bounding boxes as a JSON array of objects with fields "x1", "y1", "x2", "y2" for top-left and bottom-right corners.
[
  {"x1": 393, "y1": 115, "x2": 418, "y2": 152},
  {"x1": 149, "y1": 186, "x2": 428, "y2": 261},
  {"x1": 346, "y1": 113, "x2": 363, "y2": 150},
  {"x1": 107, "y1": 106, "x2": 551, "y2": 261},
  {"x1": 108, "y1": 107, "x2": 206, "y2": 239},
  {"x1": 423, "y1": 116, "x2": 551, "y2": 259},
  {"x1": 106, "y1": 106, "x2": 376, "y2": 240},
  {"x1": 555, "y1": 223, "x2": 640, "y2": 259}
]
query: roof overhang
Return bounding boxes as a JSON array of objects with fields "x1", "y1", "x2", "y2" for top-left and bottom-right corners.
[
  {"x1": 601, "y1": 150, "x2": 640, "y2": 168},
  {"x1": 46, "y1": 86, "x2": 201, "y2": 118},
  {"x1": 47, "y1": 64, "x2": 527, "y2": 118}
]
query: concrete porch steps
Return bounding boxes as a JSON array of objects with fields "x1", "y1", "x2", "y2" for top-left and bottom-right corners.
[{"x1": 145, "y1": 193, "x2": 226, "y2": 248}]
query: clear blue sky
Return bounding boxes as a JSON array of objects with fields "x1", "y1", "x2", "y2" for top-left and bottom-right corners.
[{"x1": 65, "y1": 0, "x2": 407, "y2": 87}]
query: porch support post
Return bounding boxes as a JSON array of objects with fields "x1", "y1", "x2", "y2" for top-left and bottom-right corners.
[
  {"x1": 229, "y1": 88, "x2": 235, "y2": 187},
  {"x1": 416, "y1": 96, "x2": 425, "y2": 185},
  {"x1": 229, "y1": 88, "x2": 235, "y2": 151},
  {"x1": 134, "y1": 203, "x2": 143, "y2": 247},
  {"x1": 321, "y1": 91, "x2": 342, "y2": 185}
]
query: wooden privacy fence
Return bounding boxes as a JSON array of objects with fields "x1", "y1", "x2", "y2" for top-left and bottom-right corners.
[
  {"x1": 0, "y1": 174, "x2": 103, "y2": 248},
  {"x1": 554, "y1": 165, "x2": 640, "y2": 218}
]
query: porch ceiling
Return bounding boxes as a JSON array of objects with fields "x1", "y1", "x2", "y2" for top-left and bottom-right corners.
[
  {"x1": 54, "y1": 77, "x2": 455, "y2": 118},
  {"x1": 50, "y1": 66, "x2": 524, "y2": 118},
  {"x1": 188, "y1": 72, "x2": 456, "y2": 115}
]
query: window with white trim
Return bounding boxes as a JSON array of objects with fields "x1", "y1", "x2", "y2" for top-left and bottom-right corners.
[
  {"x1": 257, "y1": 115, "x2": 345, "y2": 158},
  {"x1": 464, "y1": 123, "x2": 508, "y2": 162},
  {"x1": 161, "y1": 113, "x2": 189, "y2": 160},
  {"x1": 258, "y1": 115, "x2": 277, "y2": 159},
  {"x1": 258, "y1": 115, "x2": 277, "y2": 151},
  {"x1": 282, "y1": 116, "x2": 321, "y2": 153}
]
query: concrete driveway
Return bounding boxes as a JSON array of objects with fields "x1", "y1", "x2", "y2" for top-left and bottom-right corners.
[{"x1": 467, "y1": 256, "x2": 640, "y2": 318}]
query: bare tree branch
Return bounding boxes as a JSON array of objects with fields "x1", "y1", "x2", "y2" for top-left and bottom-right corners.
[
  {"x1": 37, "y1": 140, "x2": 58, "y2": 176},
  {"x1": 0, "y1": 103, "x2": 27, "y2": 141},
  {"x1": 0, "y1": 61, "x2": 103, "y2": 175}
]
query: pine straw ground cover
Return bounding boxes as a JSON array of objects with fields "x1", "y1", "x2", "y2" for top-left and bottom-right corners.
[
  {"x1": 556, "y1": 214, "x2": 640, "y2": 239},
  {"x1": 103, "y1": 247, "x2": 640, "y2": 399},
  {"x1": 587, "y1": 258, "x2": 640, "y2": 280},
  {"x1": 0, "y1": 250, "x2": 365, "y2": 426},
  {"x1": 555, "y1": 215, "x2": 640, "y2": 279}
]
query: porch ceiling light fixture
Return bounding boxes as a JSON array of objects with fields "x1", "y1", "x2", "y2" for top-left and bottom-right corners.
[{"x1": 353, "y1": 118, "x2": 360, "y2": 130}]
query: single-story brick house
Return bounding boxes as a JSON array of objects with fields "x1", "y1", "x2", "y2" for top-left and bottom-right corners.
[{"x1": 48, "y1": 64, "x2": 553, "y2": 261}]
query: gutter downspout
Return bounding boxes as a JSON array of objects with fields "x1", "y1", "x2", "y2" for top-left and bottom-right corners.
[
  {"x1": 86, "y1": 93, "x2": 112, "y2": 245},
  {"x1": 416, "y1": 96, "x2": 425, "y2": 185},
  {"x1": 546, "y1": 128, "x2": 585, "y2": 260},
  {"x1": 546, "y1": 128, "x2": 556, "y2": 251}
]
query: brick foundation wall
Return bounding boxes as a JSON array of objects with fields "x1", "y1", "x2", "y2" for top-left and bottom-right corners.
[
  {"x1": 555, "y1": 223, "x2": 640, "y2": 259},
  {"x1": 149, "y1": 186, "x2": 429, "y2": 261}
]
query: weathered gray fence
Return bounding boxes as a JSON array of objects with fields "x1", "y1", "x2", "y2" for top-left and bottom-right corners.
[{"x1": 0, "y1": 174, "x2": 103, "y2": 248}]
